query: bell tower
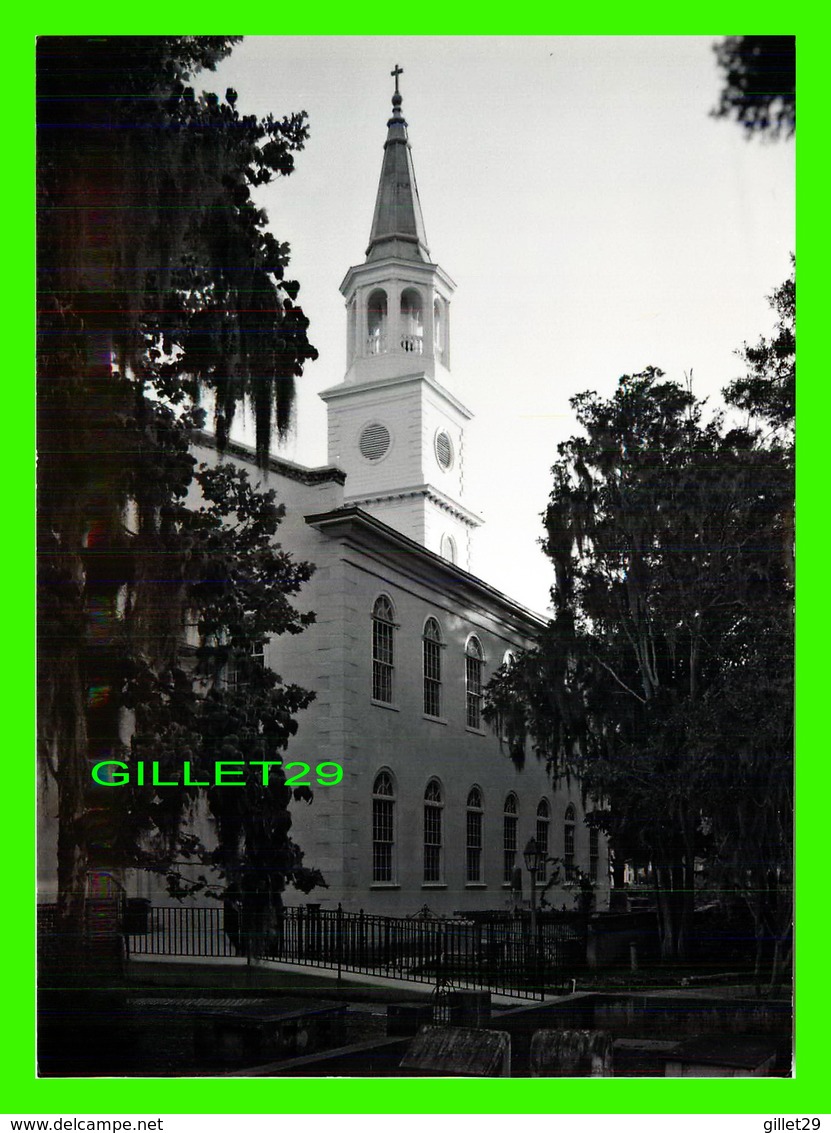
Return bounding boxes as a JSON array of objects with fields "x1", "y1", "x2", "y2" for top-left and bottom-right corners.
[{"x1": 320, "y1": 68, "x2": 482, "y2": 569}]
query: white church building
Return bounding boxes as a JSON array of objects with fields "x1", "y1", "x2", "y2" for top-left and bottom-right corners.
[
  {"x1": 37, "y1": 77, "x2": 611, "y2": 919},
  {"x1": 189, "y1": 78, "x2": 611, "y2": 917}
]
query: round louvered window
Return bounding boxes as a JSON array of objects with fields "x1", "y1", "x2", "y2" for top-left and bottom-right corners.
[
  {"x1": 359, "y1": 422, "x2": 391, "y2": 461},
  {"x1": 435, "y1": 430, "x2": 453, "y2": 470}
]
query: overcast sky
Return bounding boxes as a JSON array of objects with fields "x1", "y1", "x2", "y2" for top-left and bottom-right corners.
[{"x1": 209, "y1": 35, "x2": 794, "y2": 614}]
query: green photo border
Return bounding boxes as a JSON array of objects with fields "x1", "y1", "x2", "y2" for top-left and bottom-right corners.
[{"x1": 12, "y1": 9, "x2": 818, "y2": 1116}]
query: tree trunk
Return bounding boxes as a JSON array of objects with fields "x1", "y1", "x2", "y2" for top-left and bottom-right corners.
[
  {"x1": 612, "y1": 856, "x2": 626, "y2": 890},
  {"x1": 654, "y1": 867, "x2": 677, "y2": 959},
  {"x1": 653, "y1": 862, "x2": 691, "y2": 961}
]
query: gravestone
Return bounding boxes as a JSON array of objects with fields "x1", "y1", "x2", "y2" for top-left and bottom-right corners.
[
  {"x1": 400, "y1": 1025, "x2": 510, "y2": 1077},
  {"x1": 448, "y1": 990, "x2": 491, "y2": 1028},
  {"x1": 530, "y1": 1029, "x2": 614, "y2": 1077},
  {"x1": 387, "y1": 1002, "x2": 434, "y2": 1037},
  {"x1": 663, "y1": 1035, "x2": 780, "y2": 1078},
  {"x1": 191, "y1": 997, "x2": 346, "y2": 1065}
]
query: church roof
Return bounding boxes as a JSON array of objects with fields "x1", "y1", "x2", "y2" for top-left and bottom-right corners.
[
  {"x1": 305, "y1": 505, "x2": 547, "y2": 630},
  {"x1": 194, "y1": 431, "x2": 346, "y2": 486},
  {"x1": 366, "y1": 72, "x2": 430, "y2": 263}
]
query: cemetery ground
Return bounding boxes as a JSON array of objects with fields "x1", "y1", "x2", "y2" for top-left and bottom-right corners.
[{"x1": 37, "y1": 954, "x2": 792, "y2": 1078}]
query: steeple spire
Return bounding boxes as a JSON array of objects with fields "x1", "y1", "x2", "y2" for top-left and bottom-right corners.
[
  {"x1": 366, "y1": 67, "x2": 430, "y2": 262},
  {"x1": 324, "y1": 70, "x2": 479, "y2": 566}
]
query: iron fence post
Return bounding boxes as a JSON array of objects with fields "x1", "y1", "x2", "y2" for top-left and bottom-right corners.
[
  {"x1": 537, "y1": 917, "x2": 543, "y2": 1001},
  {"x1": 337, "y1": 902, "x2": 343, "y2": 982},
  {"x1": 437, "y1": 920, "x2": 444, "y2": 987}
]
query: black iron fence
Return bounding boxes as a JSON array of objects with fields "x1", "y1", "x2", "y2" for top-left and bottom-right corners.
[
  {"x1": 255, "y1": 905, "x2": 586, "y2": 999},
  {"x1": 39, "y1": 902, "x2": 587, "y2": 1000},
  {"x1": 131, "y1": 903, "x2": 237, "y2": 959}
]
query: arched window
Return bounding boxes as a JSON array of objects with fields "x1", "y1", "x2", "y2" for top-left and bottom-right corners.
[
  {"x1": 423, "y1": 778, "x2": 443, "y2": 883},
  {"x1": 465, "y1": 636, "x2": 484, "y2": 729},
  {"x1": 536, "y1": 799, "x2": 550, "y2": 883},
  {"x1": 466, "y1": 786, "x2": 484, "y2": 883},
  {"x1": 440, "y1": 533, "x2": 457, "y2": 564},
  {"x1": 423, "y1": 618, "x2": 442, "y2": 717},
  {"x1": 400, "y1": 288, "x2": 423, "y2": 354},
  {"x1": 367, "y1": 289, "x2": 388, "y2": 355},
  {"x1": 372, "y1": 771, "x2": 395, "y2": 883},
  {"x1": 503, "y1": 793, "x2": 519, "y2": 884},
  {"x1": 372, "y1": 595, "x2": 395, "y2": 703},
  {"x1": 589, "y1": 824, "x2": 600, "y2": 883},
  {"x1": 564, "y1": 803, "x2": 576, "y2": 881}
]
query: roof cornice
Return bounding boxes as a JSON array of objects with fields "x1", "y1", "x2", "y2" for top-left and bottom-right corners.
[
  {"x1": 343, "y1": 483, "x2": 483, "y2": 529},
  {"x1": 319, "y1": 371, "x2": 473, "y2": 421},
  {"x1": 339, "y1": 257, "x2": 456, "y2": 298}
]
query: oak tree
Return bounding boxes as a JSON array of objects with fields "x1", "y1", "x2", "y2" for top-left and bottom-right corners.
[
  {"x1": 486, "y1": 357, "x2": 793, "y2": 969},
  {"x1": 37, "y1": 36, "x2": 320, "y2": 954}
]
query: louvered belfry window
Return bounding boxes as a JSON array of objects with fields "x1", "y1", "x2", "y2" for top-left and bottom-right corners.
[
  {"x1": 435, "y1": 430, "x2": 453, "y2": 470},
  {"x1": 359, "y1": 422, "x2": 391, "y2": 461}
]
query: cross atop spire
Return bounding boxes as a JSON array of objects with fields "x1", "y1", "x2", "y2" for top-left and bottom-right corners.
[{"x1": 391, "y1": 63, "x2": 403, "y2": 94}]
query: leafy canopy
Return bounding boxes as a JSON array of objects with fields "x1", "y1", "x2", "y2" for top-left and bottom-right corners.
[
  {"x1": 712, "y1": 36, "x2": 795, "y2": 139},
  {"x1": 37, "y1": 37, "x2": 322, "y2": 928}
]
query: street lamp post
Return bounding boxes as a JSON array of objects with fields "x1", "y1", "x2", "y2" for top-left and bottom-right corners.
[{"x1": 523, "y1": 836, "x2": 544, "y2": 933}]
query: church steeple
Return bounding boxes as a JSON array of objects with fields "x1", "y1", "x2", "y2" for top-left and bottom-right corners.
[
  {"x1": 320, "y1": 69, "x2": 483, "y2": 569},
  {"x1": 366, "y1": 66, "x2": 430, "y2": 263}
]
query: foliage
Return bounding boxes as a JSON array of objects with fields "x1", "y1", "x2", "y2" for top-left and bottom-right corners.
[
  {"x1": 724, "y1": 264, "x2": 795, "y2": 434},
  {"x1": 711, "y1": 36, "x2": 795, "y2": 139},
  {"x1": 118, "y1": 462, "x2": 325, "y2": 920},
  {"x1": 37, "y1": 36, "x2": 320, "y2": 939},
  {"x1": 485, "y1": 351, "x2": 793, "y2": 971}
]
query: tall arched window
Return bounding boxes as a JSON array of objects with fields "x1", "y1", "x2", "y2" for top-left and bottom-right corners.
[
  {"x1": 423, "y1": 618, "x2": 442, "y2": 717},
  {"x1": 372, "y1": 771, "x2": 395, "y2": 883},
  {"x1": 465, "y1": 636, "x2": 484, "y2": 729},
  {"x1": 400, "y1": 288, "x2": 423, "y2": 354},
  {"x1": 536, "y1": 799, "x2": 550, "y2": 883},
  {"x1": 466, "y1": 786, "x2": 484, "y2": 883},
  {"x1": 564, "y1": 803, "x2": 576, "y2": 881},
  {"x1": 423, "y1": 779, "x2": 443, "y2": 883},
  {"x1": 589, "y1": 824, "x2": 600, "y2": 883},
  {"x1": 367, "y1": 289, "x2": 388, "y2": 355},
  {"x1": 503, "y1": 793, "x2": 519, "y2": 884},
  {"x1": 372, "y1": 595, "x2": 395, "y2": 703}
]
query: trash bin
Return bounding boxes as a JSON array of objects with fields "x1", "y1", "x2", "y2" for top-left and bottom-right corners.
[{"x1": 124, "y1": 897, "x2": 151, "y2": 934}]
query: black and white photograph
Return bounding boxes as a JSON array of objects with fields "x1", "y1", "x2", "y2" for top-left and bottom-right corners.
[{"x1": 36, "y1": 34, "x2": 795, "y2": 1081}]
